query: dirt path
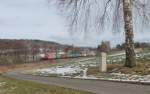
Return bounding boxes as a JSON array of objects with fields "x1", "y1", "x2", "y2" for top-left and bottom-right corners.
[{"x1": 3, "y1": 70, "x2": 150, "y2": 94}]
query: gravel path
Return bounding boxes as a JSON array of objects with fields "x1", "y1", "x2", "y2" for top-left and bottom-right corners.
[{"x1": 4, "y1": 71, "x2": 150, "y2": 94}]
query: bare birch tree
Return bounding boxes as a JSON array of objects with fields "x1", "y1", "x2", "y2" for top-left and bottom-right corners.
[{"x1": 53, "y1": 0, "x2": 150, "y2": 67}]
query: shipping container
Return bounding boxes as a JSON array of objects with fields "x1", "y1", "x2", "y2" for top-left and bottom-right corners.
[
  {"x1": 55, "y1": 50, "x2": 61, "y2": 59},
  {"x1": 73, "y1": 51, "x2": 80, "y2": 58},
  {"x1": 45, "y1": 52, "x2": 55, "y2": 60},
  {"x1": 60, "y1": 51, "x2": 66, "y2": 58},
  {"x1": 67, "y1": 50, "x2": 73, "y2": 58}
]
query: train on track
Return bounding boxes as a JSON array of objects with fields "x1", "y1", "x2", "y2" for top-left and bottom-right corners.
[{"x1": 40, "y1": 50, "x2": 95, "y2": 60}]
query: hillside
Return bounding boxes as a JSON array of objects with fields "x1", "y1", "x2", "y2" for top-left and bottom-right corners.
[{"x1": 0, "y1": 39, "x2": 95, "y2": 65}]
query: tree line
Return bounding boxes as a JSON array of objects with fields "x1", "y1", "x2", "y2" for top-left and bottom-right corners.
[
  {"x1": 0, "y1": 40, "x2": 40, "y2": 65},
  {"x1": 116, "y1": 42, "x2": 150, "y2": 50}
]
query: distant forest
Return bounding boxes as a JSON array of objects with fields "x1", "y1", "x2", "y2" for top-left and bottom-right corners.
[
  {"x1": 0, "y1": 39, "x2": 93, "y2": 65},
  {"x1": 0, "y1": 39, "x2": 63, "y2": 65},
  {"x1": 115, "y1": 42, "x2": 150, "y2": 50}
]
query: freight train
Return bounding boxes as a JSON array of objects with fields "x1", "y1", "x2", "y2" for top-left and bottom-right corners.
[{"x1": 40, "y1": 51, "x2": 83, "y2": 60}]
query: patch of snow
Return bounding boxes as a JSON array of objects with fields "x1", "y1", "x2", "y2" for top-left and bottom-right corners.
[
  {"x1": 110, "y1": 73, "x2": 150, "y2": 82},
  {"x1": 0, "y1": 82, "x2": 6, "y2": 87},
  {"x1": 88, "y1": 64, "x2": 97, "y2": 67},
  {"x1": 36, "y1": 66, "x2": 83, "y2": 76},
  {"x1": 74, "y1": 75, "x2": 98, "y2": 80},
  {"x1": 32, "y1": 55, "x2": 150, "y2": 83},
  {"x1": 140, "y1": 81, "x2": 150, "y2": 83}
]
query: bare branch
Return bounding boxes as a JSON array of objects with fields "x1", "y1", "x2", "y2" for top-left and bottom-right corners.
[{"x1": 53, "y1": 0, "x2": 150, "y2": 33}]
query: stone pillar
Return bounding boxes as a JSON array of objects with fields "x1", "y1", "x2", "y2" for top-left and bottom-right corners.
[
  {"x1": 99, "y1": 52, "x2": 107, "y2": 72},
  {"x1": 97, "y1": 41, "x2": 108, "y2": 72}
]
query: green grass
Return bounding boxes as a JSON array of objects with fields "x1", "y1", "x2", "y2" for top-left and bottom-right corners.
[{"x1": 0, "y1": 76, "x2": 92, "y2": 94}]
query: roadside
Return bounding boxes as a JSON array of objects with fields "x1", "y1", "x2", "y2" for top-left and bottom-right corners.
[
  {"x1": 0, "y1": 75, "x2": 92, "y2": 94},
  {"x1": 0, "y1": 57, "x2": 94, "y2": 94},
  {"x1": 2, "y1": 56, "x2": 150, "y2": 94},
  {"x1": 24, "y1": 51, "x2": 150, "y2": 84},
  {"x1": 3, "y1": 71, "x2": 150, "y2": 94}
]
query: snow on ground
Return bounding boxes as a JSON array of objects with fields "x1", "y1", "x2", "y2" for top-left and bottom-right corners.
[
  {"x1": 74, "y1": 75, "x2": 98, "y2": 80},
  {"x1": 0, "y1": 82, "x2": 6, "y2": 87},
  {"x1": 36, "y1": 66, "x2": 82, "y2": 76},
  {"x1": 33, "y1": 59, "x2": 98, "y2": 77},
  {"x1": 32, "y1": 52, "x2": 150, "y2": 83},
  {"x1": 108, "y1": 73, "x2": 150, "y2": 82}
]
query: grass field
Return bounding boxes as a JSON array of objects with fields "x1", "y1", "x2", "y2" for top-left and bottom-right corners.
[{"x1": 0, "y1": 75, "x2": 92, "y2": 94}]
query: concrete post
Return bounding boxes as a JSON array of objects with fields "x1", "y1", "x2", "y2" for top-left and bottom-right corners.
[{"x1": 99, "y1": 52, "x2": 107, "y2": 72}]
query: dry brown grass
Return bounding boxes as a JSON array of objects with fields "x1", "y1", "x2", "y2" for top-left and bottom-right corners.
[
  {"x1": 87, "y1": 64, "x2": 123, "y2": 75},
  {"x1": 0, "y1": 62, "x2": 49, "y2": 74},
  {"x1": 0, "y1": 66, "x2": 16, "y2": 74},
  {"x1": 107, "y1": 64, "x2": 122, "y2": 72},
  {"x1": 120, "y1": 62, "x2": 150, "y2": 75},
  {"x1": 0, "y1": 59, "x2": 75, "y2": 74},
  {"x1": 87, "y1": 67, "x2": 99, "y2": 75},
  {"x1": 87, "y1": 62, "x2": 150, "y2": 75}
]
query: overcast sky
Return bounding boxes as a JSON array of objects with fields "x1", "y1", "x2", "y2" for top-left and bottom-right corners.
[{"x1": 0, "y1": 0, "x2": 150, "y2": 47}]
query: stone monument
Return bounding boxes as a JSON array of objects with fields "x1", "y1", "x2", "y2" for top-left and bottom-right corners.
[
  {"x1": 97, "y1": 41, "x2": 108, "y2": 72},
  {"x1": 99, "y1": 52, "x2": 107, "y2": 72}
]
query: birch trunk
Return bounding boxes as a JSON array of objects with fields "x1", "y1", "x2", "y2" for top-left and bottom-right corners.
[{"x1": 123, "y1": 0, "x2": 136, "y2": 67}]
